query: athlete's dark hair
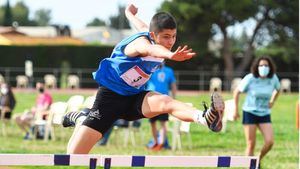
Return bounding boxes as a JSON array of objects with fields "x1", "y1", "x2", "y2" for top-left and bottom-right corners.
[{"x1": 149, "y1": 12, "x2": 177, "y2": 34}]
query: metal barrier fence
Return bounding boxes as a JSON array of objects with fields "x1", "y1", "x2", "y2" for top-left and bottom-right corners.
[
  {"x1": 0, "y1": 67, "x2": 298, "y2": 91},
  {"x1": 0, "y1": 154, "x2": 259, "y2": 169}
]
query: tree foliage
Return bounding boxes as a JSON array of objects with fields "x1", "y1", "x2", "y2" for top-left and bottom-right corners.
[
  {"x1": 109, "y1": 5, "x2": 130, "y2": 29},
  {"x1": 86, "y1": 17, "x2": 106, "y2": 26},
  {"x1": 34, "y1": 9, "x2": 51, "y2": 26},
  {"x1": 159, "y1": 0, "x2": 298, "y2": 76},
  {"x1": 3, "y1": 0, "x2": 12, "y2": 26},
  {"x1": 11, "y1": 1, "x2": 32, "y2": 25},
  {"x1": 0, "y1": 1, "x2": 52, "y2": 26}
]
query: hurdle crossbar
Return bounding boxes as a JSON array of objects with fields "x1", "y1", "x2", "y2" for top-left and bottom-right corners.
[{"x1": 0, "y1": 154, "x2": 259, "y2": 169}]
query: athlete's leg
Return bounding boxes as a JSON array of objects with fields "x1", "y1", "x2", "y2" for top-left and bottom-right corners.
[
  {"x1": 67, "y1": 125, "x2": 102, "y2": 154},
  {"x1": 142, "y1": 92, "x2": 198, "y2": 121},
  {"x1": 257, "y1": 123, "x2": 274, "y2": 161},
  {"x1": 150, "y1": 122, "x2": 158, "y2": 145},
  {"x1": 141, "y1": 92, "x2": 224, "y2": 132},
  {"x1": 160, "y1": 120, "x2": 168, "y2": 144},
  {"x1": 243, "y1": 124, "x2": 257, "y2": 156}
]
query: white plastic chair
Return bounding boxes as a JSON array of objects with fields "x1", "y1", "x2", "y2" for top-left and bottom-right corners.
[
  {"x1": 43, "y1": 102, "x2": 68, "y2": 141},
  {"x1": 82, "y1": 96, "x2": 95, "y2": 109},
  {"x1": 67, "y1": 95, "x2": 85, "y2": 112},
  {"x1": 231, "y1": 78, "x2": 242, "y2": 92},
  {"x1": 210, "y1": 77, "x2": 222, "y2": 92},
  {"x1": 280, "y1": 78, "x2": 291, "y2": 93},
  {"x1": 0, "y1": 74, "x2": 5, "y2": 84},
  {"x1": 221, "y1": 99, "x2": 235, "y2": 132},
  {"x1": 67, "y1": 75, "x2": 80, "y2": 89},
  {"x1": 16, "y1": 75, "x2": 28, "y2": 88},
  {"x1": 44, "y1": 74, "x2": 57, "y2": 89},
  {"x1": 170, "y1": 103, "x2": 193, "y2": 150}
]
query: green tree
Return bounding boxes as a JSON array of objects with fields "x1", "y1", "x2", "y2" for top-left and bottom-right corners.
[
  {"x1": 161, "y1": 0, "x2": 256, "y2": 85},
  {"x1": 11, "y1": 1, "x2": 31, "y2": 25},
  {"x1": 109, "y1": 5, "x2": 130, "y2": 29},
  {"x1": 0, "y1": 6, "x2": 4, "y2": 25},
  {"x1": 86, "y1": 17, "x2": 106, "y2": 26},
  {"x1": 3, "y1": 0, "x2": 12, "y2": 26},
  {"x1": 34, "y1": 9, "x2": 51, "y2": 26},
  {"x1": 160, "y1": 0, "x2": 298, "y2": 87},
  {"x1": 254, "y1": 0, "x2": 299, "y2": 72},
  {"x1": 236, "y1": 0, "x2": 298, "y2": 73}
]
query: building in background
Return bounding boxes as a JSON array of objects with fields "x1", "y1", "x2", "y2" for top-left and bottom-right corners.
[{"x1": 0, "y1": 26, "x2": 85, "y2": 45}]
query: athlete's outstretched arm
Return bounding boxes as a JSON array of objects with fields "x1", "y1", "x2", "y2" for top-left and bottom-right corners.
[
  {"x1": 125, "y1": 4, "x2": 149, "y2": 32},
  {"x1": 125, "y1": 37, "x2": 196, "y2": 62}
]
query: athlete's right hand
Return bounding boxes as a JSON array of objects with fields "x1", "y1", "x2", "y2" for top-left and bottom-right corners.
[{"x1": 169, "y1": 45, "x2": 196, "y2": 61}]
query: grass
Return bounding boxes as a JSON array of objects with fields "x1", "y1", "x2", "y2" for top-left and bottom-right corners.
[{"x1": 0, "y1": 91, "x2": 298, "y2": 169}]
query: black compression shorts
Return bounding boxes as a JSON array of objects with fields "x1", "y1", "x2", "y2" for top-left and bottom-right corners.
[{"x1": 82, "y1": 86, "x2": 148, "y2": 134}]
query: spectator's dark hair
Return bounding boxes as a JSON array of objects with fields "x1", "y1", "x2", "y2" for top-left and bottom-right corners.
[
  {"x1": 251, "y1": 56, "x2": 276, "y2": 78},
  {"x1": 150, "y1": 12, "x2": 177, "y2": 34}
]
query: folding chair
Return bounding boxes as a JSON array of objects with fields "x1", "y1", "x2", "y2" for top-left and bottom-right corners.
[
  {"x1": 82, "y1": 96, "x2": 95, "y2": 109},
  {"x1": 66, "y1": 95, "x2": 85, "y2": 112},
  {"x1": 170, "y1": 103, "x2": 193, "y2": 150},
  {"x1": 0, "y1": 74, "x2": 5, "y2": 84},
  {"x1": 44, "y1": 102, "x2": 68, "y2": 141},
  {"x1": 280, "y1": 78, "x2": 291, "y2": 93},
  {"x1": 44, "y1": 74, "x2": 57, "y2": 89},
  {"x1": 210, "y1": 77, "x2": 222, "y2": 92},
  {"x1": 67, "y1": 75, "x2": 80, "y2": 89},
  {"x1": 0, "y1": 110, "x2": 9, "y2": 137},
  {"x1": 231, "y1": 78, "x2": 242, "y2": 92},
  {"x1": 16, "y1": 75, "x2": 29, "y2": 88},
  {"x1": 221, "y1": 99, "x2": 235, "y2": 132}
]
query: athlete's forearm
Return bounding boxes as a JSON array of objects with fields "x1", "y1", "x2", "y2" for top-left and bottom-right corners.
[
  {"x1": 125, "y1": 5, "x2": 149, "y2": 32},
  {"x1": 145, "y1": 44, "x2": 173, "y2": 59}
]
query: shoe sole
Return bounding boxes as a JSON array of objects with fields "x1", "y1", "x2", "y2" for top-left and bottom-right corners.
[{"x1": 211, "y1": 92, "x2": 225, "y2": 131}]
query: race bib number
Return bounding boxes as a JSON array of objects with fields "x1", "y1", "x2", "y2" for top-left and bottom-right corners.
[{"x1": 120, "y1": 66, "x2": 150, "y2": 88}]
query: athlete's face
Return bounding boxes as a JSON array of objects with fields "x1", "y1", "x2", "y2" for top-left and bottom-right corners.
[{"x1": 151, "y1": 29, "x2": 177, "y2": 50}]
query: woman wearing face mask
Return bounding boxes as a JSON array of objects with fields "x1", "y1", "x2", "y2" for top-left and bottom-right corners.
[
  {"x1": 233, "y1": 56, "x2": 280, "y2": 166},
  {"x1": 0, "y1": 83, "x2": 16, "y2": 120}
]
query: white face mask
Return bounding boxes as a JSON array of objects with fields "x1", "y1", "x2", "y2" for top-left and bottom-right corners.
[
  {"x1": 1, "y1": 88, "x2": 8, "y2": 95},
  {"x1": 258, "y1": 66, "x2": 270, "y2": 77}
]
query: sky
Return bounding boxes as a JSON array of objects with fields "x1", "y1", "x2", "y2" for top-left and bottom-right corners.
[
  {"x1": 0, "y1": 0, "x2": 256, "y2": 38},
  {"x1": 1, "y1": 0, "x2": 165, "y2": 29}
]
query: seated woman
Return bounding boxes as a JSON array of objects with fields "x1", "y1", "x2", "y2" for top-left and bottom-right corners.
[{"x1": 0, "y1": 83, "x2": 16, "y2": 121}]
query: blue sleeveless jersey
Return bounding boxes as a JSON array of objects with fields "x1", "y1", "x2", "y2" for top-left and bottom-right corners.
[{"x1": 93, "y1": 32, "x2": 164, "y2": 96}]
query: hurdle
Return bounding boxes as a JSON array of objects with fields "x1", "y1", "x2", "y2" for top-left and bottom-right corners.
[{"x1": 0, "y1": 154, "x2": 259, "y2": 169}]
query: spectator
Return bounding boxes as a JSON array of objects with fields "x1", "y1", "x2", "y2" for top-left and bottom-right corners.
[
  {"x1": 147, "y1": 63, "x2": 176, "y2": 151},
  {"x1": 15, "y1": 81, "x2": 52, "y2": 139},
  {"x1": 0, "y1": 83, "x2": 16, "y2": 121},
  {"x1": 233, "y1": 56, "x2": 280, "y2": 165}
]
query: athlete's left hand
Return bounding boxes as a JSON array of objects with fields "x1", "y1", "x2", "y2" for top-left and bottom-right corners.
[
  {"x1": 125, "y1": 4, "x2": 138, "y2": 16},
  {"x1": 169, "y1": 45, "x2": 196, "y2": 61}
]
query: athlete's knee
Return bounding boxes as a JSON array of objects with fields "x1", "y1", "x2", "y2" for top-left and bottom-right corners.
[
  {"x1": 265, "y1": 139, "x2": 274, "y2": 149},
  {"x1": 67, "y1": 143, "x2": 88, "y2": 154}
]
